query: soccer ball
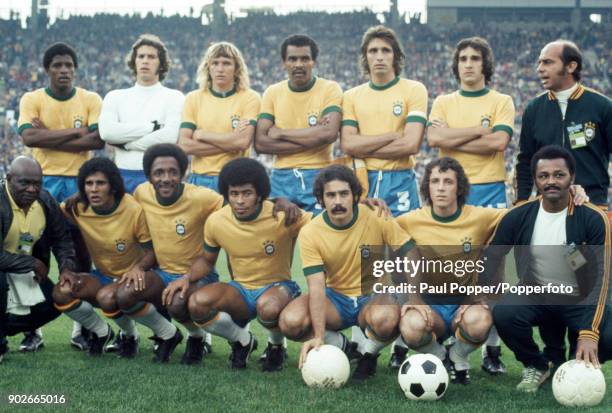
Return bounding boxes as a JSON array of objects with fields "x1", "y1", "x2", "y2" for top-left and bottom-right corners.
[
  {"x1": 398, "y1": 354, "x2": 449, "y2": 401},
  {"x1": 552, "y1": 360, "x2": 606, "y2": 407},
  {"x1": 301, "y1": 345, "x2": 350, "y2": 389}
]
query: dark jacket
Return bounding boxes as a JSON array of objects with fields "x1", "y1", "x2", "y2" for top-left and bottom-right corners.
[
  {"x1": 0, "y1": 179, "x2": 76, "y2": 273},
  {"x1": 483, "y1": 197, "x2": 610, "y2": 343},
  {"x1": 515, "y1": 85, "x2": 612, "y2": 204}
]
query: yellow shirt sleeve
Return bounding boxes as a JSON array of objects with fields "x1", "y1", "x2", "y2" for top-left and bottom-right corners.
[
  {"x1": 203, "y1": 214, "x2": 220, "y2": 252},
  {"x1": 244, "y1": 91, "x2": 261, "y2": 126},
  {"x1": 87, "y1": 92, "x2": 103, "y2": 129},
  {"x1": 406, "y1": 82, "x2": 428, "y2": 124},
  {"x1": 201, "y1": 190, "x2": 224, "y2": 217},
  {"x1": 299, "y1": 227, "x2": 324, "y2": 276},
  {"x1": 180, "y1": 92, "x2": 198, "y2": 130},
  {"x1": 428, "y1": 96, "x2": 445, "y2": 124},
  {"x1": 381, "y1": 215, "x2": 414, "y2": 249},
  {"x1": 492, "y1": 95, "x2": 515, "y2": 137},
  {"x1": 134, "y1": 207, "x2": 152, "y2": 244},
  {"x1": 289, "y1": 211, "x2": 312, "y2": 238},
  {"x1": 259, "y1": 87, "x2": 276, "y2": 120},
  {"x1": 17, "y1": 92, "x2": 38, "y2": 133},
  {"x1": 322, "y1": 82, "x2": 343, "y2": 116},
  {"x1": 341, "y1": 91, "x2": 357, "y2": 128}
]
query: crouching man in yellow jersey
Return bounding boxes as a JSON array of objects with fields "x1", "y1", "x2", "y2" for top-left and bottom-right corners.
[
  {"x1": 54, "y1": 158, "x2": 160, "y2": 358},
  {"x1": 279, "y1": 165, "x2": 416, "y2": 380},
  {"x1": 163, "y1": 158, "x2": 309, "y2": 371}
]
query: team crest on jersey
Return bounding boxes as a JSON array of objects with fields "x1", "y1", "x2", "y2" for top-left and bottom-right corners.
[
  {"x1": 584, "y1": 122, "x2": 596, "y2": 141},
  {"x1": 307, "y1": 112, "x2": 318, "y2": 127},
  {"x1": 480, "y1": 115, "x2": 492, "y2": 128},
  {"x1": 461, "y1": 237, "x2": 472, "y2": 253},
  {"x1": 115, "y1": 239, "x2": 127, "y2": 253},
  {"x1": 73, "y1": 115, "x2": 84, "y2": 128},
  {"x1": 230, "y1": 114, "x2": 240, "y2": 130},
  {"x1": 392, "y1": 101, "x2": 403, "y2": 117},
  {"x1": 360, "y1": 245, "x2": 371, "y2": 259},
  {"x1": 263, "y1": 240, "x2": 275, "y2": 256},
  {"x1": 175, "y1": 219, "x2": 187, "y2": 236}
]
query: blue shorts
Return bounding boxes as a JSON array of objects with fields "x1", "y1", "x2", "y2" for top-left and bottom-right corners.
[
  {"x1": 270, "y1": 168, "x2": 323, "y2": 214},
  {"x1": 154, "y1": 268, "x2": 220, "y2": 287},
  {"x1": 228, "y1": 280, "x2": 301, "y2": 327},
  {"x1": 119, "y1": 169, "x2": 148, "y2": 194},
  {"x1": 467, "y1": 182, "x2": 507, "y2": 208},
  {"x1": 188, "y1": 173, "x2": 219, "y2": 192},
  {"x1": 326, "y1": 287, "x2": 371, "y2": 330},
  {"x1": 91, "y1": 269, "x2": 116, "y2": 286},
  {"x1": 43, "y1": 175, "x2": 78, "y2": 202},
  {"x1": 367, "y1": 169, "x2": 420, "y2": 217},
  {"x1": 423, "y1": 295, "x2": 465, "y2": 341}
]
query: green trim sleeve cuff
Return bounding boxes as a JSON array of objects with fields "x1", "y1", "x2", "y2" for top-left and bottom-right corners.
[
  {"x1": 258, "y1": 113, "x2": 275, "y2": 122},
  {"x1": 204, "y1": 243, "x2": 221, "y2": 253},
  {"x1": 303, "y1": 265, "x2": 325, "y2": 276},
  {"x1": 492, "y1": 124, "x2": 513, "y2": 136},
  {"x1": 341, "y1": 119, "x2": 358, "y2": 128},
  {"x1": 180, "y1": 122, "x2": 196, "y2": 130},
  {"x1": 406, "y1": 115, "x2": 427, "y2": 125},
  {"x1": 18, "y1": 124, "x2": 33, "y2": 134},
  {"x1": 321, "y1": 105, "x2": 342, "y2": 116}
]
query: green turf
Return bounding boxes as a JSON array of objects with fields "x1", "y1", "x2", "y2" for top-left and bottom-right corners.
[{"x1": 1, "y1": 251, "x2": 610, "y2": 413}]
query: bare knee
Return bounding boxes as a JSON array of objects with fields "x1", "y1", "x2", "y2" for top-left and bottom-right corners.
[
  {"x1": 187, "y1": 289, "x2": 213, "y2": 322},
  {"x1": 52, "y1": 283, "x2": 73, "y2": 306},
  {"x1": 115, "y1": 285, "x2": 138, "y2": 311},
  {"x1": 366, "y1": 306, "x2": 399, "y2": 340},
  {"x1": 256, "y1": 298, "x2": 283, "y2": 323},
  {"x1": 459, "y1": 306, "x2": 492, "y2": 343},
  {"x1": 96, "y1": 287, "x2": 118, "y2": 313},
  {"x1": 400, "y1": 310, "x2": 428, "y2": 347},
  {"x1": 279, "y1": 308, "x2": 310, "y2": 340}
]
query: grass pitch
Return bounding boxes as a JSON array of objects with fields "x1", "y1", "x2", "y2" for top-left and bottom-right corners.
[{"x1": 2, "y1": 252, "x2": 610, "y2": 413}]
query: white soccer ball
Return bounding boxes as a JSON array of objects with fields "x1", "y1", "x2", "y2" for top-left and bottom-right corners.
[
  {"x1": 398, "y1": 354, "x2": 449, "y2": 401},
  {"x1": 301, "y1": 344, "x2": 350, "y2": 389},
  {"x1": 552, "y1": 359, "x2": 606, "y2": 407}
]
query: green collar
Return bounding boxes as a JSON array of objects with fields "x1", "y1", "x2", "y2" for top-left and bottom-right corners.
[
  {"x1": 45, "y1": 87, "x2": 76, "y2": 101},
  {"x1": 92, "y1": 197, "x2": 120, "y2": 216},
  {"x1": 156, "y1": 183, "x2": 184, "y2": 206},
  {"x1": 323, "y1": 204, "x2": 359, "y2": 230},
  {"x1": 431, "y1": 207, "x2": 462, "y2": 223},
  {"x1": 288, "y1": 76, "x2": 316, "y2": 92},
  {"x1": 459, "y1": 87, "x2": 489, "y2": 98},
  {"x1": 209, "y1": 85, "x2": 237, "y2": 98},
  {"x1": 369, "y1": 76, "x2": 400, "y2": 91},
  {"x1": 234, "y1": 203, "x2": 263, "y2": 222}
]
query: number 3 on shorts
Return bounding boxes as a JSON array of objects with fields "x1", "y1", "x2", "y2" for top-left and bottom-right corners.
[{"x1": 396, "y1": 191, "x2": 410, "y2": 212}]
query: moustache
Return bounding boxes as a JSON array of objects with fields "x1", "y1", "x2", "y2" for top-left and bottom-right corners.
[
  {"x1": 331, "y1": 206, "x2": 347, "y2": 214},
  {"x1": 544, "y1": 185, "x2": 561, "y2": 191}
]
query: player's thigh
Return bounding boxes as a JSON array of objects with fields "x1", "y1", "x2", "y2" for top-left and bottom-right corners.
[
  {"x1": 190, "y1": 282, "x2": 250, "y2": 321},
  {"x1": 256, "y1": 282, "x2": 299, "y2": 317},
  {"x1": 116, "y1": 270, "x2": 165, "y2": 308}
]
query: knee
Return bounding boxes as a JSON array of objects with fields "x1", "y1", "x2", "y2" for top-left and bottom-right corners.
[
  {"x1": 279, "y1": 308, "x2": 309, "y2": 340},
  {"x1": 366, "y1": 308, "x2": 399, "y2": 340},
  {"x1": 52, "y1": 283, "x2": 73, "y2": 306},
  {"x1": 256, "y1": 298, "x2": 283, "y2": 324},
  {"x1": 400, "y1": 311, "x2": 427, "y2": 347},
  {"x1": 187, "y1": 290, "x2": 211, "y2": 321},
  {"x1": 460, "y1": 307, "x2": 492, "y2": 343},
  {"x1": 115, "y1": 285, "x2": 137, "y2": 310},
  {"x1": 96, "y1": 288, "x2": 118, "y2": 313}
]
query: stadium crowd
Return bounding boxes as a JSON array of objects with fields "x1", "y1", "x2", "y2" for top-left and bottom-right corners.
[{"x1": 0, "y1": 11, "x2": 610, "y2": 199}]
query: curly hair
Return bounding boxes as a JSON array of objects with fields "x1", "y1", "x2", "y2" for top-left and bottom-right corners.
[
  {"x1": 530, "y1": 145, "x2": 576, "y2": 179},
  {"x1": 452, "y1": 37, "x2": 494, "y2": 85},
  {"x1": 360, "y1": 25, "x2": 405, "y2": 77},
  {"x1": 313, "y1": 165, "x2": 362, "y2": 208},
  {"x1": 126, "y1": 34, "x2": 170, "y2": 81},
  {"x1": 196, "y1": 41, "x2": 251, "y2": 92},
  {"x1": 76, "y1": 157, "x2": 125, "y2": 212},
  {"x1": 420, "y1": 157, "x2": 470, "y2": 209},
  {"x1": 142, "y1": 144, "x2": 189, "y2": 179},
  {"x1": 218, "y1": 158, "x2": 270, "y2": 202},
  {"x1": 43, "y1": 42, "x2": 78, "y2": 70},
  {"x1": 280, "y1": 34, "x2": 319, "y2": 61}
]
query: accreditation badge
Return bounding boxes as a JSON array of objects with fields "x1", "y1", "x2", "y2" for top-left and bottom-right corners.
[{"x1": 567, "y1": 123, "x2": 587, "y2": 149}]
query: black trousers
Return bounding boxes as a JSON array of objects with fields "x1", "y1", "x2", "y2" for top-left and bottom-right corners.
[
  {"x1": 0, "y1": 274, "x2": 60, "y2": 342},
  {"x1": 493, "y1": 293, "x2": 612, "y2": 370}
]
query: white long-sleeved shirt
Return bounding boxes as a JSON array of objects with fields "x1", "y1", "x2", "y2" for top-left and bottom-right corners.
[{"x1": 99, "y1": 82, "x2": 185, "y2": 170}]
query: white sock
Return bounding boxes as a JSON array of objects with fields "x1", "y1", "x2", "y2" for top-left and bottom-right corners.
[
  {"x1": 351, "y1": 325, "x2": 366, "y2": 346},
  {"x1": 65, "y1": 301, "x2": 108, "y2": 337},
  {"x1": 390, "y1": 337, "x2": 408, "y2": 354},
  {"x1": 324, "y1": 330, "x2": 345, "y2": 349},
  {"x1": 130, "y1": 303, "x2": 176, "y2": 340},
  {"x1": 72, "y1": 322, "x2": 82, "y2": 338},
  {"x1": 35, "y1": 328, "x2": 43, "y2": 337},
  {"x1": 267, "y1": 329, "x2": 284, "y2": 345},
  {"x1": 413, "y1": 336, "x2": 446, "y2": 360},
  {"x1": 203, "y1": 312, "x2": 250, "y2": 346},
  {"x1": 357, "y1": 328, "x2": 388, "y2": 355},
  {"x1": 483, "y1": 326, "x2": 501, "y2": 355},
  {"x1": 182, "y1": 321, "x2": 204, "y2": 338},
  {"x1": 450, "y1": 339, "x2": 477, "y2": 371},
  {"x1": 205, "y1": 332, "x2": 212, "y2": 345},
  {"x1": 113, "y1": 315, "x2": 137, "y2": 337}
]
